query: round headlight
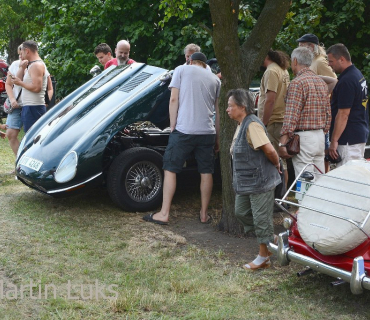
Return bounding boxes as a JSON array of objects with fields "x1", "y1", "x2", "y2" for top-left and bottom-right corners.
[
  {"x1": 54, "y1": 151, "x2": 78, "y2": 183},
  {"x1": 283, "y1": 217, "x2": 293, "y2": 230}
]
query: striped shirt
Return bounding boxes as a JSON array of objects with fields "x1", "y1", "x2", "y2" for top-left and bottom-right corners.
[{"x1": 280, "y1": 68, "x2": 331, "y2": 135}]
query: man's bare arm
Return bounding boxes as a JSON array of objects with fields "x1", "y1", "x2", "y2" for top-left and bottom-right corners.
[
  {"x1": 262, "y1": 90, "x2": 276, "y2": 126},
  {"x1": 47, "y1": 75, "x2": 54, "y2": 102},
  {"x1": 12, "y1": 62, "x2": 44, "y2": 93},
  {"x1": 320, "y1": 76, "x2": 338, "y2": 94},
  {"x1": 329, "y1": 108, "x2": 350, "y2": 159},
  {"x1": 169, "y1": 88, "x2": 179, "y2": 131}
]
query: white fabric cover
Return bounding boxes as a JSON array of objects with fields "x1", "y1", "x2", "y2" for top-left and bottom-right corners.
[{"x1": 298, "y1": 164, "x2": 370, "y2": 255}]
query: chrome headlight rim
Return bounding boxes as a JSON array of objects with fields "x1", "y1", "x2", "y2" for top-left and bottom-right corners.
[
  {"x1": 283, "y1": 217, "x2": 293, "y2": 230},
  {"x1": 54, "y1": 151, "x2": 78, "y2": 183}
]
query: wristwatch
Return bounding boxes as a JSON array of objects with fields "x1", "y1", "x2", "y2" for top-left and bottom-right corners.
[{"x1": 278, "y1": 142, "x2": 286, "y2": 147}]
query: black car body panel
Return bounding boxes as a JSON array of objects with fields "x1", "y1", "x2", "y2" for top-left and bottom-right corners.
[{"x1": 16, "y1": 63, "x2": 172, "y2": 208}]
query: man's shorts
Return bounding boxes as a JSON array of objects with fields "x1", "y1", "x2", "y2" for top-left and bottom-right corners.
[
  {"x1": 21, "y1": 105, "x2": 46, "y2": 133},
  {"x1": 336, "y1": 142, "x2": 365, "y2": 167},
  {"x1": 163, "y1": 130, "x2": 216, "y2": 174},
  {"x1": 5, "y1": 108, "x2": 23, "y2": 130}
]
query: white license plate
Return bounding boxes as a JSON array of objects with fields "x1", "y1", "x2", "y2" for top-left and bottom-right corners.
[{"x1": 19, "y1": 156, "x2": 43, "y2": 172}]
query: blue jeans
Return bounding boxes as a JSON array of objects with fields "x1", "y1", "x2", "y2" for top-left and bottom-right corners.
[{"x1": 6, "y1": 108, "x2": 23, "y2": 130}]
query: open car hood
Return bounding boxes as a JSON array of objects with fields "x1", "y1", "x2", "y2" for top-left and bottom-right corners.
[{"x1": 15, "y1": 63, "x2": 172, "y2": 192}]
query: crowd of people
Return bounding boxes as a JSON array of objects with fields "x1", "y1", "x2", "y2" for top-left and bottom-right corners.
[
  {"x1": 2, "y1": 35, "x2": 369, "y2": 271},
  {"x1": 142, "y1": 34, "x2": 369, "y2": 271},
  {"x1": 1, "y1": 40, "x2": 53, "y2": 162}
]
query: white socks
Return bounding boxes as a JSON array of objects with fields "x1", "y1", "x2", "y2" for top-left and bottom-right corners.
[{"x1": 251, "y1": 255, "x2": 269, "y2": 266}]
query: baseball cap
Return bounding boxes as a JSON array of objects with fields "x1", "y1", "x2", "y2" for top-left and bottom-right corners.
[
  {"x1": 296, "y1": 34, "x2": 319, "y2": 45},
  {"x1": 190, "y1": 52, "x2": 207, "y2": 63}
]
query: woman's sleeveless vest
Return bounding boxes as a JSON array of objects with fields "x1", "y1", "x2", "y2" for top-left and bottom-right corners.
[{"x1": 232, "y1": 114, "x2": 281, "y2": 195}]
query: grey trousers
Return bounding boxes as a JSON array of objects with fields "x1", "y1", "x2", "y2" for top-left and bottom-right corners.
[{"x1": 235, "y1": 189, "x2": 275, "y2": 245}]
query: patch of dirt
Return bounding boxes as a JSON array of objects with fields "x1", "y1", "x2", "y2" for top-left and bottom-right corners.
[
  {"x1": 166, "y1": 211, "x2": 286, "y2": 265},
  {"x1": 164, "y1": 174, "x2": 287, "y2": 265}
]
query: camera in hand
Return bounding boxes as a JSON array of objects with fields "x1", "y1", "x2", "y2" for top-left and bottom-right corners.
[{"x1": 325, "y1": 152, "x2": 342, "y2": 163}]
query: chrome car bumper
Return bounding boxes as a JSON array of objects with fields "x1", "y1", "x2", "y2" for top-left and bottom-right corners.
[{"x1": 268, "y1": 232, "x2": 370, "y2": 294}]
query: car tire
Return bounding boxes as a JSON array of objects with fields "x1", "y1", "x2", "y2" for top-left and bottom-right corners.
[{"x1": 107, "y1": 147, "x2": 164, "y2": 212}]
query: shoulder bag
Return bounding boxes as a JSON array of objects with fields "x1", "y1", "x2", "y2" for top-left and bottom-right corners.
[
  {"x1": 286, "y1": 133, "x2": 300, "y2": 155},
  {"x1": 3, "y1": 89, "x2": 22, "y2": 114}
]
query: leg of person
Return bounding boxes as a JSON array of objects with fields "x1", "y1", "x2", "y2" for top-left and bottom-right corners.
[
  {"x1": 234, "y1": 194, "x2": 255, "y2": 234},
  {"x1": 194, "y1": 134, "x2": 216, "y2": 223},
  {"x1": 143, "y1": 130, "x2": 192, "y2": 224},
  {"x1": 199, "y1": 173, "x2": 213, "y2": 223},
  {"x1": 311, "y1": 129, "x2": 325, "y2": 175},
  {"x1": 292, "y1": 130, "x2": 325, "y2": 178},
  {"x1": 145, "y1": 170, "x2": 177, "y2": 224},
  {"x1": 336, "y1": 143, "x2": 366, "y2": 167},
  {"x1": 6, "y1": 128, "x2": 20, "y2": 156},
  {"x1": 5, "y1": 108, "x2": 22, "y2": 156},
  {"x1": 243, "y1": 189, "x2": 275, "y2": 271}
]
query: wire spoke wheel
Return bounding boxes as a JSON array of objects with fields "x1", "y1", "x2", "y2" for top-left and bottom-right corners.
[
  {"x1": 107, "y1": 147, "x2": 164, "y2": 211},
  {"x1": 125, "y1": 161, "x2": 162, "y2": 202}
]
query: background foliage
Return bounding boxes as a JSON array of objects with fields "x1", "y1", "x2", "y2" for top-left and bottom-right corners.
[{"x1": 0, "y1": 0, "x2": 369, "y2": 99}]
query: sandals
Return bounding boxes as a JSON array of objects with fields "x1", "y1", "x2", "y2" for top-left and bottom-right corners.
[
  {"x1": 243, "y1": 258, "x2": 271, "y2": 271},
  {"x1": 199, "y1": 214, "x2": 212, "y2": 224}
]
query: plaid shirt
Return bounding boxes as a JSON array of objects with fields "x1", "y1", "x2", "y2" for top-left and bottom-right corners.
[{"x1": 281, "y1": 67, "x2": 331, "y2": 135}]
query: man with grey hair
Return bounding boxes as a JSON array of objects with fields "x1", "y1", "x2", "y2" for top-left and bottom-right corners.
[
  {"x1": 104, "y1": 40, "x2": 136, "y2": 69},
  {"x1": 184, "y1": 43, "x2": 201, "y2": 65},
  {"x1": 297, "y1": 33, "x2": 337, "y2": 172},
  {"x1": 279, "y1": 47, "x2": 332, "y2": 176}
]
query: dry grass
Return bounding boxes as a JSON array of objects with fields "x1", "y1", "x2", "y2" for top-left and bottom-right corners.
[{"x1": 0, "y1": 122, "x2": 370, "y2": 319}]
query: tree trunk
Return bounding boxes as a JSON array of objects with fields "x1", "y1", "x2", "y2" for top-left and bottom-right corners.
[
  {"x1": 209, "y1": 0, "x2": 291, "y2": 235},
  {"x1": 7, "y1": 31, "x2": 23, "y2": 65}
]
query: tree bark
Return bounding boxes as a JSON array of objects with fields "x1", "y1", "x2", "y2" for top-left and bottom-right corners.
[
  {"x1": 209, "y1": 0, "x2": 291, "y2": 235},
  {"x1": 7, "y1": 32, "x2": 23, "y2": 64}
]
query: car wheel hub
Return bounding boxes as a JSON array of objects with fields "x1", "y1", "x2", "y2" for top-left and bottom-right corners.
[{"x1": 125, "y1": 161, "x2": 162, "y2": 202}]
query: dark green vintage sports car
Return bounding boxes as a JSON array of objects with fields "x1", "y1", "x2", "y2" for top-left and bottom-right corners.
[{"x1": 15, "y1": 63, "x2": 177, "y2": 211}]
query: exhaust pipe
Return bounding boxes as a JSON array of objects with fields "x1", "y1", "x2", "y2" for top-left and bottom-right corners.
[
  {"x1": 331, "y1": 279, "x2": 346, "y2": 287},
  {"x1": 297, "y1": 267, "x2": 314, "y2": 277}
]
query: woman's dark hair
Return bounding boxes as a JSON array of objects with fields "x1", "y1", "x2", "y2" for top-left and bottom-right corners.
[
  {"x1": 267, "y1": 49, "x2": 290, "y2": 70},
  {"x1": 226, "y1": 89, "x2": 255, "y2": 115}
]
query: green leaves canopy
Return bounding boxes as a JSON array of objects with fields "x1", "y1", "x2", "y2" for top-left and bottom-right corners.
[{"x1": 1, "y1": 0, "x2": 369, "y2": 98}]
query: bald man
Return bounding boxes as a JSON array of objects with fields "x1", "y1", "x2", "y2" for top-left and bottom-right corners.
[{"x1": 104, "y1": 40, "x2": 136, "y2": 69}]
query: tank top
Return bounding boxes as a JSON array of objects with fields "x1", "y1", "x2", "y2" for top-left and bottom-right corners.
[{"x1": 22, "y1": 60, "x2": 49, "y2": 106}]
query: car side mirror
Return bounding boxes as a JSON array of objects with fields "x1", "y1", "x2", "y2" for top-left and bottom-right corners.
[{"x1": 90, "y1": 65, "x2": 102, "y2": 77}]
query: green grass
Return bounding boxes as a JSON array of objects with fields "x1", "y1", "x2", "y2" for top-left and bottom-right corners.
[{"x1": 0, "y1": 123, "x2": 370, "y2": 319}]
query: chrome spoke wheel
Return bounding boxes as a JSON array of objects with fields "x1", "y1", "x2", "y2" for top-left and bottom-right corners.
[{"x1": 125, "y1": 161, "x2": 162, "y2": 202}]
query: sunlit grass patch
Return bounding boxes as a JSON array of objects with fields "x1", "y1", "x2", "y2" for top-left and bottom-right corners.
[{"x1": 1, "y1": 135, "x2": 370, "y2": 319}]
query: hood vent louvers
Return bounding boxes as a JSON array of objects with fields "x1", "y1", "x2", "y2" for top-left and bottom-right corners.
[
  {"x1": 120, "y1": 72, "x2": 152, "y2": 93},
  {"x1": 92, "y1": 67, "x2": 126, "y2": 89}
]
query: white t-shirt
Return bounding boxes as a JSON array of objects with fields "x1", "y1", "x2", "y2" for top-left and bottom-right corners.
[
  {"x1": 9, "y1": 60, "x2": 22, "y2": 105},
  {"x1": 169, "y1": 65, "x2": 220, "y2": 135}
]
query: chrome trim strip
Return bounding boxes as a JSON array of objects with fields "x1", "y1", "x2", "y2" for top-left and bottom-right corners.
[
  {"x1": 47, "y1": 172, "x2": 102, "y2": 194},
  {"x1": 268, "y1": 232, "x2": 370, "y2": 294}
]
